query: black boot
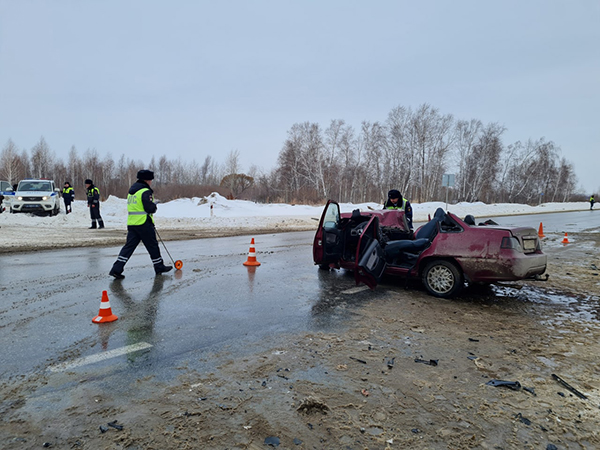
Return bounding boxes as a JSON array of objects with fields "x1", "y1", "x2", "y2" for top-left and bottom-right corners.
[
  {"x1": 89, "y1": 222, "x2": 97, "y2": 229},
  {"x1": 109, "y1": 269, "x2": 125, "y2": 279},
  {"x1": 155, "y1": 264, "x2": 173, "y2": 275},
  {"x1": 98, "y1": 220, "x2": 105, "y2": 229}
]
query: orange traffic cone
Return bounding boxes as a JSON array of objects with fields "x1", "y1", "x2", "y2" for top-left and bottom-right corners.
[
  {"x1": 92, "y1": 290, "x2": 118, "y2": 323},
  {"x1": 538, "y1": 222, "x2": 545, "y2": 238},
  {"x1": 561, "y1": 233, "x2": 569, "y2": 244},
  {"x1": 243, "y1": 238, "x2": 261, "y2": 266}
]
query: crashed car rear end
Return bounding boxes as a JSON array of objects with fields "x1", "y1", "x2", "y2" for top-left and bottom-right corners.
[
  {"x1": 449, "y1": 224, "x2": 547, "y2": 283},
  {"x1": 313, "y1": 200, "x2": 547, "y2": 298}
]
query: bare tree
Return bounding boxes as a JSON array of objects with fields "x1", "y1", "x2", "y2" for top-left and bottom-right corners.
[
  {"x1": 0, "y1": 139, "x2": 22, "y2": 183},
  {"x1": 30, "y1": 136, "x2": 54, "y2": 179},
  {"x1": 459, "y1": 122, "x2": 505, "y2": 202},
  {"x1": 384, "y1": 106, "x2": 413, "y2": 198},
  {"x1": 220, "y1": 173, "x2": 254, "y2": 198},
  {"x1": 225, "y1": 149, "x2": 241, "y2": 175},
  {"x1": 454, "y1": 119, "x2": 483, "y2": 201},
  {"x1": 410, "y1": 105, "x2": 454, "y2": 202}
]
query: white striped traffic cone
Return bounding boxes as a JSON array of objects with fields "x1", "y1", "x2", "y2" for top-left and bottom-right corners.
[
  {"x1": 243, "y1": 238, "x2": 261, "y2": 267},
  {"x1": 92, "y1": 290, "x2": 118, "y2": 323}
]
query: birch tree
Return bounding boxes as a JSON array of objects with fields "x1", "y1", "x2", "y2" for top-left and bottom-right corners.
[{"x1": 0, "y1": 139, "x2": 22, "y2": 183}]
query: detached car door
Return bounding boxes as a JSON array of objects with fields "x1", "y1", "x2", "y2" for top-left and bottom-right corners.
[
  {"x1": 354, "y1": 216, "x2": 386, "y2": 289},
  {"x1": 313, "y1": 200, "x2": 343, "y2": 267}
]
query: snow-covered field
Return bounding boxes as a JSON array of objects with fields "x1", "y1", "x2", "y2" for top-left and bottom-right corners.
[{"x1": 0, "y1": 192, "x2": 592, "y2": 251}]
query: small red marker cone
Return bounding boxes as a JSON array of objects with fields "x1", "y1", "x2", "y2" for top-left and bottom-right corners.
[
  {"x1": 243, "y1": 238, "x2": 261, "y2": 266},
  {"x1": 561, "y1": 233, "x2": 569, "y2": 244},
  {"x1": 92, "y1": 291, "x2": 118, "y2": 323},
  {"x1": 538, "y1": 222, "x2": 545, "y2": 238}
]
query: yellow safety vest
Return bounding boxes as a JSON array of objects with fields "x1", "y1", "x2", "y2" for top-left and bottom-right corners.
[
  {"x1": 386, "y1": 197, "x2": 408, "y2": 211},
  {"x1": 127, "y1": 188, "x2": 153, "y2": 225},
  {"x1": 87, "y1": 187, "x2": 99, "y2": 199}
]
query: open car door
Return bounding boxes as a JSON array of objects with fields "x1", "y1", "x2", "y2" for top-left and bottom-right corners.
[
  {"x1": 354, "y1": 215, "x2": 386, "y2": 289},
  {"x1": 313, "y1": 200, "x2": 343, "y2": 266}
]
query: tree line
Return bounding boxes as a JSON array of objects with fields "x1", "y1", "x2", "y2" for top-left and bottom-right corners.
[{"x1": 0, "y1": 103, "x2": 581, "y2": 205}]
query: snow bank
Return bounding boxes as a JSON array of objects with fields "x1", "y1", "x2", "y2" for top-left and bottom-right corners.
[{"x1": 0, "y1": 192, "x2": 592, "y2": 251}]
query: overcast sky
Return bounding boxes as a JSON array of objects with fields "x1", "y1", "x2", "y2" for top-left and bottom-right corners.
[{"x1": 1, "y1": 1, "x2": 598, "y2": 194}]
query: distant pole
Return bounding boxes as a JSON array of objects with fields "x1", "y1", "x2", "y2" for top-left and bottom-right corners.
[
  {"x1": 442, "y1": 174, "x2": 455, "y2": 211},
  {"x1": 445, "y1": 187, "x2": 448, "y2": 211}
]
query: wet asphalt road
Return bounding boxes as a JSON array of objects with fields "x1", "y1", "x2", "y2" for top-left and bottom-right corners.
[
  {"x1": 0, "y1": 211, "x2": 596, "y2": 393},
  {"x1": 477, "y1": 209, "x2": 599, "y2": 233},
  {"x1": 0, "y1": 231, "x2": 364, "y2": 387}
]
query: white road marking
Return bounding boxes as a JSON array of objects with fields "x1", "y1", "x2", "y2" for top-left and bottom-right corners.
[
  {"x1": 47, "y1": 342, "x2": 153, "y2": 373},
  {"x1": 341, "y1": 286, "x2": 371, "y2": 295}
]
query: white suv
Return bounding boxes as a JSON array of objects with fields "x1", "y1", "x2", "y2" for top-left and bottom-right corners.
[{"x1": 11, "y1": 179, "x2": 61, "y2": 216}]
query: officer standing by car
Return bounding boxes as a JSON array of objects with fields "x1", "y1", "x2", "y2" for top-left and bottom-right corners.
[
  {"x1": 62, "y1": 182, "x2": 75, "y2": 214},
  {"x1": 590, "y1": 195, "x2": 595, "y2": 210},
  {"x1": 109, "y1": 170, "x2": 172, "y2": 279},
  {"x1": 384, "y1": 189, "x2": 414, "y2": 230},
  {"x1": 85, "y1": 179, "x2": 104, "y2": 229}
]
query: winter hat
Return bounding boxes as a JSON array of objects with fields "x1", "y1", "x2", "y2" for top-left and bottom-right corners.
[
  {"x1": 137, "y1": 170, "x2": 154, "y2": 181},
  {"x1": 84, "y1": 179, "x2": 93, "y2": 185},
  {"x1": 64, "y1": 182, "x2": 71, "y2": 186},
  {"x1": 388, "y1": 189, "x2": 401, "y2": 199}
]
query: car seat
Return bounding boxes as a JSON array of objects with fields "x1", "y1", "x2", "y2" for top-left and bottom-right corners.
[
  {"x1": 384, "y1": 208, "x2": 445, "y2": 261},
  {"x1": 464, "y1": 215, "x2": 476, "y2": 226},
  {"x1": 415, "y1": 208, "x2": 445, "y2": 241}
]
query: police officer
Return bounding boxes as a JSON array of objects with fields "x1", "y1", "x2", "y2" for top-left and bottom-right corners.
[
  {"x1": 384, "y1": 189, "x2": 414, "y2": 230},
  {"x1": 109, "y1": 170, "x2": 172, "y2": 279},
  {"x1": 62, "y1": 181, "x2": 75, "y2": 214},
  {"x1": 85, "y1": 179, "x2": 104, "y2": 229}
]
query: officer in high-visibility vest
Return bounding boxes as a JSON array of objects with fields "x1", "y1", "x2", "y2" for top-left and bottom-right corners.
[
  {"x1": 85, "y1": 179, "x2": 104, "y2": 228},
  {"x1": 62, "y1": 181, "x2": 75, "y2": 214},
  {"x1": 383, "y1": 189, "x2": 414, "y2": 230},
  {"x1": 591, "y1": 195, "x2": 595, "y2": 210},
  {"x1": 109, "y1": 170, "x2": 172, "y2": 279}
]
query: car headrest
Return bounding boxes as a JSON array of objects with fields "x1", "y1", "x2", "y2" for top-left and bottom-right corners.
[
  {"x1": 433, "y1": 207, "x2": 446, "y2": 221},
  {"x1": 351, "y1": 209, "x2": 361, "y2": 221},
  {"x1": 464, "y1": 214, "x2": 476, "y2": 226}
]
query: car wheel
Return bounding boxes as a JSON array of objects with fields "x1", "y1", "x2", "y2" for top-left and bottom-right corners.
[
  {"x1": 318, "y1": 263, "x2": 331, "y2": 270},
  {"x1": 422, "y1": 260, "x2": 463, "y2": 298}
]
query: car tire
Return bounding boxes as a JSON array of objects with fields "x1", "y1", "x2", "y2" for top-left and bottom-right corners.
[
  {"x1": 318, "y1": 263, "x2": 331, "y2": 270},
  {"x1": 422, "y1": 260, "x2": 463, "y2": 298}
]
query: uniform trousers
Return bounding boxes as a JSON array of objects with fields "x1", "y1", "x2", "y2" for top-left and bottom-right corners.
[{"x1": 111, "y1": 221, "x2": 163, "y2": 272}]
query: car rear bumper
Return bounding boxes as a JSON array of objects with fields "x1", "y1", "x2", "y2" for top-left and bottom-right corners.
[{"x1": 457, "y1": 252, "x2": 547, "y2": 282}]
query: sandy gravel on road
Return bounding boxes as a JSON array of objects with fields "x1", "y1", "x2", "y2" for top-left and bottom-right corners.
[{"x1": 1, "y1": 232, "x2": 599, "y2": 449}]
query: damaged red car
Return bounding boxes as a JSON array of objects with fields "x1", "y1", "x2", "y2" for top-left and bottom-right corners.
[{"x1": 313, "y1": 201, "x2": 547, "y2": 298}]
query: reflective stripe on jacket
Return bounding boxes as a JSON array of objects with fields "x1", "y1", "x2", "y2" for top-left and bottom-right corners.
[{"x1": 127, "y1": 187, "x2": 153, "y2": 225}]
